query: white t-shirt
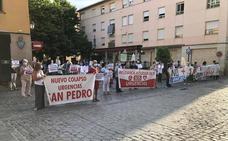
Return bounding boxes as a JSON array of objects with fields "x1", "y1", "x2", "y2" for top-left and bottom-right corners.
[{"x1": 34, "y1": 70, "x2": 45, "y2": 86}]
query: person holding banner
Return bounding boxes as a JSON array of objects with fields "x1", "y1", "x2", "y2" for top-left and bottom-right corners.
[
  {"x1": 20, "y1": 59, "x2": 33, "y2": 97},
  {"x1": 32, "y1": 63, "x2": 46, "y2": 110},
  {"x1": 88, "y1": 60, "x2": 100, "y2": 102}
]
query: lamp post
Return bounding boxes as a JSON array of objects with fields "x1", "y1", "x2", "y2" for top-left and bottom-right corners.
[{"x1": 30, "y1": 21, "x2": 35, "y2": 30}]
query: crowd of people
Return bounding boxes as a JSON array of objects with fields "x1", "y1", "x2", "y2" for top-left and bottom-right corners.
[{"x1": 9, "y1": 56, "x2": 220, "y2": 111}]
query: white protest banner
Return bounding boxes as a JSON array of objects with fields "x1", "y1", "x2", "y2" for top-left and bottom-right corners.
[
  {"x1": 48, "y1": 64, "x2": 59, "y2": 73},
  {"x1": 44, "y1": 74, "x2": 95, "y2": 106},
  {"x1": 170, "y1": 67, "x2": 187, "y2": 84},
  {"x1": 118, "y1": 69, "x2": 156, "y2": 88},
  {"x1": 96, "y1": 73, "x2": 104, "y2": 81},
  {"x1": 11, "y1": 60, "x2": 20, "y2": 68},
  {"x1": 80, "y1": 66, "x2": 89, "y2": 74},
  {"x1": 69, "y1": 64, "x2": 80, "y2": 74},
  {"x1": 195, "y1": 65, "x2": 220, "y2": 80}
]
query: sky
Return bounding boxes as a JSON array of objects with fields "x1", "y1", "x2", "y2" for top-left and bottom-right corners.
[{"x1": 67, "y1": 0, "x2": 102, "y2": 10}]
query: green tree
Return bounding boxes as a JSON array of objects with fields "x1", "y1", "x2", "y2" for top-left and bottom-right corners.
[
  {"x1": 156, "y1": 48, "x2": 172, "y2": 64},
  {"x1": 29, "y1": 0, "x2": 92, "y2": 59}
]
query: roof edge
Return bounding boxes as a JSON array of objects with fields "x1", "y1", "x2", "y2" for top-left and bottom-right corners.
[{"x1": 77, "y1": 0, "x2": 111, "y2": 12}]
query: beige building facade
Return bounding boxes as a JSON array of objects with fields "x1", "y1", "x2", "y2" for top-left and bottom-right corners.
[
  {"x1": 78, "y1": 0, "x2": 228, "y2": 74},
  {"x1": 0, "y1": 0, "x2": 32, "y2": 82}
]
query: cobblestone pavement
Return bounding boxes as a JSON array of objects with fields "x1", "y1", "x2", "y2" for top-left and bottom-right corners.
[{"x1": 0, "y1": 79, "x2": 228, "y2": 141}]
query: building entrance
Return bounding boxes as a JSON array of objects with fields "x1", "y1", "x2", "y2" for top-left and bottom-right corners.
[{"x1": 0, "y1": 33, "x2": 11, "y2": 83}]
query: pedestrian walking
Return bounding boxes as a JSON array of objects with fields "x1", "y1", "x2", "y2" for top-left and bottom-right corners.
[
  {"x1": 32, "y1": 62, "x2": 46, "y2": 110},
  {"x1": 20, "y1": 59, "x2": 33, "y2": 97}
]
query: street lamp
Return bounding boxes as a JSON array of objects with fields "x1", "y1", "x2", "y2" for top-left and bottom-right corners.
[{"x1": 30, "y1": 21, "x2": 35, "y2": 30}]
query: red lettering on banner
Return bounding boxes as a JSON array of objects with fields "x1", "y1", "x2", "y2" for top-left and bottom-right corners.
[
  {"x1": 51, "y1": 78, "x2": 67, "y2": 83},
  {"x1": 87, "y1": 89, "x2": 92, "y2": 97},
  {"x1": 65, "y1": 89, "x2": 93, "y2": 100},
  {"x1": 82, "y1": 90, "x2": 87, "y2": 98},
  {"x1": 50, "y1": 92, "x2": 63, "y2": 102},
  {"x1": 67, "y1": 91, "x2": 71, "y2": 100},
  {"x1": 76, "y1": 90, "x2": 81, "y2": 99}
]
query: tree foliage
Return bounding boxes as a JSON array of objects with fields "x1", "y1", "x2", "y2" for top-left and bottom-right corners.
[
  {"x1": 29, "y1": 0, "x2": 92, "y2": 59},
  {"x1": 156, "y1": 48, "x2": 172, "y2": 64}
]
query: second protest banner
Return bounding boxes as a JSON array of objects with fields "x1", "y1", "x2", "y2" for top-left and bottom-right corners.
[
  {"x1": 44, "y1": 74, "x2": 95, "y2": 106},
  {"x1": 118, "y1": 69, "x2": 156, "y2": 88}
]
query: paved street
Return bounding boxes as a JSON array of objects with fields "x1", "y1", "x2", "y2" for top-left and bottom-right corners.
[{"x1": 0, "y1": 79, "x2": 228, "y2": 141}]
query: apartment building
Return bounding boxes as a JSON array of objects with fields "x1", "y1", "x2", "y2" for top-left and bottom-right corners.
[
  {"x1": 78, "y1": 0, "x2": 228, "y2": 74},
  {"x1": 0, "y1": 0, "x2": 32, "y2": 82}
]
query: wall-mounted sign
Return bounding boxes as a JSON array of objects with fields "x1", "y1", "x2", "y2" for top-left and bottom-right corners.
[
  {"x1": 17, "y1": 36, "x2": 25, "y2": 49},
  {"x1": 216, "y1": 51, "x2": 223, "y2": 58}
]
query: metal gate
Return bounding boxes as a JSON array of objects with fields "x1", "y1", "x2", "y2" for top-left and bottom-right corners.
[{"x1": 0, "y1": 33, "x2": 11, "y2": 83}]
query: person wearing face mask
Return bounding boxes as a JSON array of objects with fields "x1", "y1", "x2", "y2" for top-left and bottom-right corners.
[
  {"x1": 20, "y1": 59, "x2": 33, "y2": 97},
  {"x1": 101, "y1": 62, "x2": 111, "y2": 95}
]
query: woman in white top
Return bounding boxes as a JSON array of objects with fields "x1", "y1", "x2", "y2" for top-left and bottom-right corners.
[
  {"x1": 32, "y1": 62, "x2": 46, "y2": 110},
  {"x1": 101, "y1": 63, "x2": 110, "y2": 95}
]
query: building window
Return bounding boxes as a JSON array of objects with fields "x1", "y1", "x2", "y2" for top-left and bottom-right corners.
[
  {"x1": 101, "y1": 6, "x2": 105, "y2": 14},
  {"x1": 176, "y1": 2, "x2": 184, "y2": 15},
  {"x1": 101, "y1": 37, "x2": 105, "y2": 46},
  {"x1": 157, "y1": 28, "x2": 165, "y2": 40},
  {"x1": 205, "y1": 20, "x2": 219, "y2": 35},
  {"x1": 122, "y1": 16, "x2": 128, "y2": 26},
  {"x1": 93, "y1": 36, "x2": 96, "y2": 48},
  {"x1": 110, "y1": 3, "x2": 116, "y2": 12},
  {"x1": 207, "y1": 0, "x2": 220, "y2": 9},
  {"x1": 101, "y1": 22, "x2": 105, "y2": 31},
  {"x1": 122, "y1": 15, "x2": 133, "y2": 26},
  {"x1": 110, "y1": 19, "x2": 115, "y2": 25},
  {"x1": 143, "y1": 11, "x2": 149, "y2": 22},
  {"x1": 123, "y1": 0, "x2": 133, "y2": 8},
  {"x1": 92, "y1": 24, "x2": 96, "y2": 32},
  {"x1": 122, "y1": 34, "x2": 127, "y2": 44},
  {"x1": 128, "y1": 15, "x2": 133, "y2": 25},
  {"x1": 123, "y1": 0, "x2": 128, "y2": 8},
  {"x1": 128, "y1": 33, "x2": 134, "y2": 43},
  {"x1": 143, "y1": 31, "x2": 149, "y2": 41},
  {"x1": 175, "y1": 26, "x2": 183, "y2": 38},
  {"x1": 158, "y1": 7, "x2": 165, "y2": 19}
]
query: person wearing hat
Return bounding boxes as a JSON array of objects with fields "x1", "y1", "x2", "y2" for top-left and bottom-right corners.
[{"x1": 20, "y1": 59, "x2": 33, "y2": 97}]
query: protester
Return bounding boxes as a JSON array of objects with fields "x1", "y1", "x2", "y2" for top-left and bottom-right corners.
[
  {"x1": 10, "y1": 63, "x2": 18, "y2": 91},
  {"x1": 136, "y1": 61, "x2": 143, "y2": 69},
  {"x1": 101, "y1": 62, "x2": 110, "y2": 95},
  {"x1": 130, "y1": 61, "x2": 138, "y2": 69},
  {"x1": 32, "y1": 62, "x2": 46, "y2": 110},
  {"x1": 165, "y1": 63, "x2": 172, "y2": 87},
  {"x1": 48, "y1": 60, "x2": 59, "y2": 75},
  {"x1": 20, "y1": 59, "x2": 33, "y2": 97},
  {"x1": 55, "y1": 56, "x2": 61, "y2": 66},
  {"x1": 115, "y1": 62, "x2": 123, "y2": 93},
  {"x1": 213, "y1": 60, "x2": 220, "y2": 80},
  {"x1": 157, "y1": 62, "x2": 163, "y2": 83},
  {"x1": 202, "y1": 61, "x2": 207, "y2": 66},
  {"x1": 88, "y1": 60, "x2": 100, "y2": 102}
]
